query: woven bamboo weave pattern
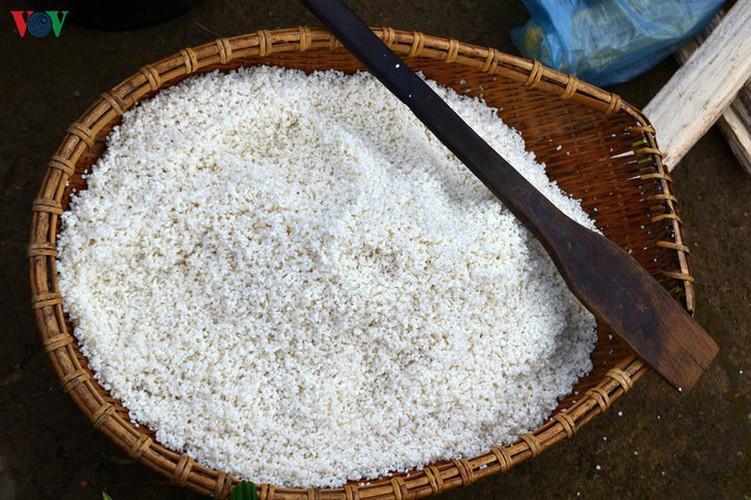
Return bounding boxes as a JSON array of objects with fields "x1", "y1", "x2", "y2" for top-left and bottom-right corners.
[{"x1": 29, "y1": 27, "x2": 692, "y2": 499}]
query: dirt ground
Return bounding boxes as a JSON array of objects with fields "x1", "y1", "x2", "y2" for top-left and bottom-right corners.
[{"x1": 1, "y1": 1, "x2": 749, "y2": 498}]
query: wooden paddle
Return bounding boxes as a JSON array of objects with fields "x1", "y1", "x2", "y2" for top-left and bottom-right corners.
[{"x1": 299, "y1": 0, "x2": 719, "y2": 391}]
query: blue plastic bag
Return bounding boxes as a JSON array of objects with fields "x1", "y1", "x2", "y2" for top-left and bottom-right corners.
[{"x1": 511, "y1": 0, "x2": 724, "y2": 87}]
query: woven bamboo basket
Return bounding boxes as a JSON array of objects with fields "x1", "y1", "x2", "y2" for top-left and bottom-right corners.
[{"x1": 29, "y1": 27, "x2": 693, "y2": 499}]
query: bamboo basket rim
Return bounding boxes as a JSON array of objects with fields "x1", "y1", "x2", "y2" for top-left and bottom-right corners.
[{"x1": 28, "y1": 26, "x2": 692, "y2": 499}]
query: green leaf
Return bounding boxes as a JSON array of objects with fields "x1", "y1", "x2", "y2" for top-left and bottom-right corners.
[
  {"x1": 230, "y1": 481, "x2": 259, "y2": 500},
  {"x1": 103, "y1": 493, "x2": 113, "y2": 500}
]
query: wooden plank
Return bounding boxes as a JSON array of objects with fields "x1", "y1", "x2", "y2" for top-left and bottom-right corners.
[
  {"x1": 643, "y1": 0, "x2": 751, "y2": 170},
  {"x1": 674, "y1": 10, "x2": 751, "y2": 176},
  {"x1": 720, "y1": 95, "x2": 751, "y2": 175}
]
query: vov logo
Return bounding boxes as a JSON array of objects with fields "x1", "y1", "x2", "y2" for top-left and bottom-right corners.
[{"x1": 10, "y1": 10, "x2": 69, "y2": 38}]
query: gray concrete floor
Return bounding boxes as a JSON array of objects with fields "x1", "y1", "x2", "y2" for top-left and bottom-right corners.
[{"x1": 2, "y1": 1, "x2": 750, "y2": 498}]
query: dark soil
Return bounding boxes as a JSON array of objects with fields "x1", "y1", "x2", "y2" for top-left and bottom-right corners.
[{"x1": 1, "y1": 1, "x2": 749, "y2": 498}]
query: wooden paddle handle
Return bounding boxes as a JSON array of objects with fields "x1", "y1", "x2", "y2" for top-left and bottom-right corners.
[{"x1": 299, "y1": 0, "x2": 567, "y2": 242}]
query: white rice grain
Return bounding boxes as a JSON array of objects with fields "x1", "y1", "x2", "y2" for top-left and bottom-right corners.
[{"x1": 58, "y1": 66, "x2": 597, "y2": 488}]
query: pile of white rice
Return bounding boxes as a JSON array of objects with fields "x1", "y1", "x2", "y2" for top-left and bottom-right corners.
[{"x1": 58, "y1": 66, "x2": 597, "y2": 488}]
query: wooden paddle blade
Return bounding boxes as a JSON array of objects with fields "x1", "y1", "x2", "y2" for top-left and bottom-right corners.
[{"x1": 548, "y1": 220, "x2": 719, "y2": 391}]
